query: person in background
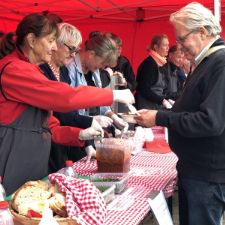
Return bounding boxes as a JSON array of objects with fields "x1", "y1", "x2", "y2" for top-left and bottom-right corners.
[
  {"x1": 45, "y1": 12, "x2": 63, "y2": 24},
  {"x1": 87, "y1": 31, "x2": 112, "y2": 88},
  {"x1": 181, "y1": 54, "x2": 191, "y2": 77},
  {"x1": 0, "y1": 31, "x2": 4, "y2": 43},
  {"x1": 0, "y1": 32, "x2": 15, "y2": 59},
  {"x1": 104, "y1": 32, "x2": 136, "y2": 113},
  {"x1": 40, "y1": 23, "x2": 113, "y2": 172},
  {"x1": 67, "y1": 34, "x2": 129, "y2": 132},
  {"x1": 135, "y1": 3, "x2": 225, "y2": 225},
  {"x1": 104, "y1": 32, "x2": 136, "y2": 92},
  {"x1": 135, "y1": 34, "x2": 172, "y2": 110},
  {"x1": 163, "y1": 45, "x2": 186, "y2": 100},
  {"x1": 0, "y1": 13, "x2": 134, "y2": 195}
]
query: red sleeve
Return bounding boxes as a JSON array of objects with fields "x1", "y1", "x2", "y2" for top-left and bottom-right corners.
[
  {"x1": 1, "y1": 58, "x2": 113, "y2": 112},
  {"x1": 49, "y1": 115, "x2": 85, "y2": 147}
]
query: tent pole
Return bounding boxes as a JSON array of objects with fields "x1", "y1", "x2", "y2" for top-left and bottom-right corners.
[{"x1": 214, "y1": 0, "x2": 221, "y2": 22}]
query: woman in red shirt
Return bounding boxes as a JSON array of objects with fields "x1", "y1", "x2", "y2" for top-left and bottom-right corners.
[{"x1": 0, "y1": 13, "x2": 134, "y2": 195}]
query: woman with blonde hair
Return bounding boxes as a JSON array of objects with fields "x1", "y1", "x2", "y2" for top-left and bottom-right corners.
[{"x1": 40, "y1": 22, "x2": 113, "y2": 172}]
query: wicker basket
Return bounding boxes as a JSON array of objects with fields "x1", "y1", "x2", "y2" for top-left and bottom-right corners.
[{"x1": 10, "y1": 208, "x2": 79, "y2": 225}]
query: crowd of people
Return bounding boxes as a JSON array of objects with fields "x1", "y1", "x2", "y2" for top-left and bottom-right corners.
[{"x1": 1, "y1": 2, "x2": 225, "y2": 225}]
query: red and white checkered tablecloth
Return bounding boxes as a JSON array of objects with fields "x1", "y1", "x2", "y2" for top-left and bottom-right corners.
[
  {"x1": 105, "y1": 198, "x2": 150, "y2": 225},
  {"x1": 72, "y1": 127, "x2": 178, "y2": 225},
  {"x1": 131, "y1": 151, "x2": 177, "y2": 168},
  {"x1": 72, "y1": 153, "x2": 177, "y2": 225}
]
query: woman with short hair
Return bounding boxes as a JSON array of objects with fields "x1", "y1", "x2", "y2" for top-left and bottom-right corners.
[
  {"x1": 67, "y1": 34, "x2": 129, "y2": 131},
  {"x1": 40, "y1": 22, "x2": 113, "y2": 172}
]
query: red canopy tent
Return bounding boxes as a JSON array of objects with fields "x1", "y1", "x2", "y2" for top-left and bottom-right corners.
[{"x1": 0, "y1": 0, "x2": 224, "y2": 72}]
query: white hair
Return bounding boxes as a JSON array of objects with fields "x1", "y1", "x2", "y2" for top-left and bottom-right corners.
[
  {"x1": 57, "y1": 22, "x2": 82, "y2": 46},
  {"x1": 170, "y1": 2, "x2": 221, "y2": 37}
]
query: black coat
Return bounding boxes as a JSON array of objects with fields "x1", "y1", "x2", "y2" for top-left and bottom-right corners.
[
  {"x1": 113, "y1": 55, "x2": 137, "y2": 92},
  {"x1": 156, "y1": 38, "x2": 225, "y2": 182},
  {"x1": 135, "y1": 55, "x2": 166, "y2": 109}
]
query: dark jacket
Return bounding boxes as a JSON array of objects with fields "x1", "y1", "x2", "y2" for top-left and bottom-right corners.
[
  {"x1": 113, "y1": 55, "x2": 137, "y2": 92},
  {"x1": 156, "y1": 38, "x2": 225, "y2": 182},
  {"x1": 135, "y1": 55, "x2": 166, "y2": 109},
  {"x1": 163, "y1": 62, "x2": 186, "y2": 100}
]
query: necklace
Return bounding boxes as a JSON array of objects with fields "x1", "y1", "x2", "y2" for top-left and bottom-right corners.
[{"x1": 48, "y1": 62, "x2": 60, "y2": 81}]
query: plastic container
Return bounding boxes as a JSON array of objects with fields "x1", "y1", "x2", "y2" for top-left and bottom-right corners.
[
  {"x1": 0, "y1": 177, "x2": 6, "y2": 201},
  {"x1": 0, "y1": 201, "x2": 14, "y2": 225},
  {"x1": 121, "y1": 130, "x2": 145, "y2": 155},
  {"x1": 96, "y1": 184, "x2": 116, "y2": 203},
  {"x1": 95, "y1": 138, "x2": 131, "y2": 173},
  {"x1": 59, "y1": 160, "x2": 78, "y2": 178},
  {"x1": 90, "y1": 173, "x2": 128, "y2": 193}
]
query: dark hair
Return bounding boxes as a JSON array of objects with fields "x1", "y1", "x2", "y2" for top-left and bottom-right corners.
[
  {"x1": 45, "y1": 13, "x2": 63, "y2": 24},
  {"x1": 16, "y1": 13, "x2": 58, "y2": 47},
  {"x1": 88, "y1": 31, "x2": 102, "y2": 39},
  {"x1": 168, "y1": 45, "x2": 179, "y2": 54},
  {"x1": 0, "y1": 31, "x2": 4, "y2": 38},
  {"x1": 147, "y1": 34, "x2": 168, "y2": 51},
  {"x1": 0, "y1": 32, "x2": 16, "y2": 59},
  {"x1": 104, "y1": 32, "x2": 122, "y2": 46}
]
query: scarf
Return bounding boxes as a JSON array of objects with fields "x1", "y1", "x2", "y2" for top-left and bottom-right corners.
[{"x1": 149, "y1": 50, "x2": 167, "y2": 66}]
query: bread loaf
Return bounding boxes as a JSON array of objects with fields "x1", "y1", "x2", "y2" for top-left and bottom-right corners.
[
  {"x1": 11, "y1": 180, "x2": 67, "y2": 218},
  {"x1": 49, "y1": 193, "x2": 67, "y2": 217},
  {"x1": 11, "y1": 181, "x2": 51, "y2": 216}
]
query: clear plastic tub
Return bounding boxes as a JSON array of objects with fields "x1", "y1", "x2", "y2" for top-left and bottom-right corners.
[
  {"x1": 91, "y1": 173, "x2": 129, "y2": 194},
  {"x1": 96, "y1": 184, "x2": 116, "y2": 203},
  {"x1": 95, "y1": 138, "x2": 131, "y2": 173}
]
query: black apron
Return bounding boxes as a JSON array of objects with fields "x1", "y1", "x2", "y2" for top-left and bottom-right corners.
[
  {"x1": 0, "y1": 63, "x2": 51, "y2": 195},
  {"x1": 135, "y1": 67, "x2": 166, "y2": 110}
]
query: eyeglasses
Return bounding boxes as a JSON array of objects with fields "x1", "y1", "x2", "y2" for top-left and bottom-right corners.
[
  {"x1": 176, "y1": 30, "x2": 196, "y2": 44},
  {"x1": 64, "y1": 43, "x2": 79, "y2": 54}
]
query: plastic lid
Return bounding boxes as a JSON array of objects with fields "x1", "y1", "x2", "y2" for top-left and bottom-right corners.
[
  {"x1": 0, "y1": 201, "x2": 9, "y2": 209},
  {"x1": 66, "y1": 160, "x2": 73, "y2": 167}
]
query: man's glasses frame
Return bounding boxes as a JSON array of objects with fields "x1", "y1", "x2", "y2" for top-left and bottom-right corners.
[
  {"x1": 64, "y1": 43, "x2": 79, "y2": 54},
  {"x1": 176, "y1": 30, "x2": 196, "y2": 44}
]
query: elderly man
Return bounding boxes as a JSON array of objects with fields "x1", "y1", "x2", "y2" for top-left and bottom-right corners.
[{"x1": 136, "y1": 3, "x2": 225, "y2": 225}]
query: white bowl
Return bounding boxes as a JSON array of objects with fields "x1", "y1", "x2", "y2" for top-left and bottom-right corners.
[{"x1": 119, "y1": 113, "x2": 137, "y2": 124}]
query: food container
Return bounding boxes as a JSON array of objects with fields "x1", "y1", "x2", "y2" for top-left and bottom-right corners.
[
  {"x1": 119, "y1": 113, "x2": 137, "y2": 124},
  {"x1": 96, "y1": 184, "x2": 116, "y2": 203},
  {"x1": 10, "y1": 207, "x2": 77, "y2": 225},
  {"x1": 90, "y1": 173, "x2": 128, "y2": 194},
  {"x1": 95, "y1": 138, "x2": 131, "y2": 173}
]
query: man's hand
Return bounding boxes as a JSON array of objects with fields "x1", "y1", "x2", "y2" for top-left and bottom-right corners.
[{"x1": 135, "y1": 109, "x2": 158, "y2": 127}]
